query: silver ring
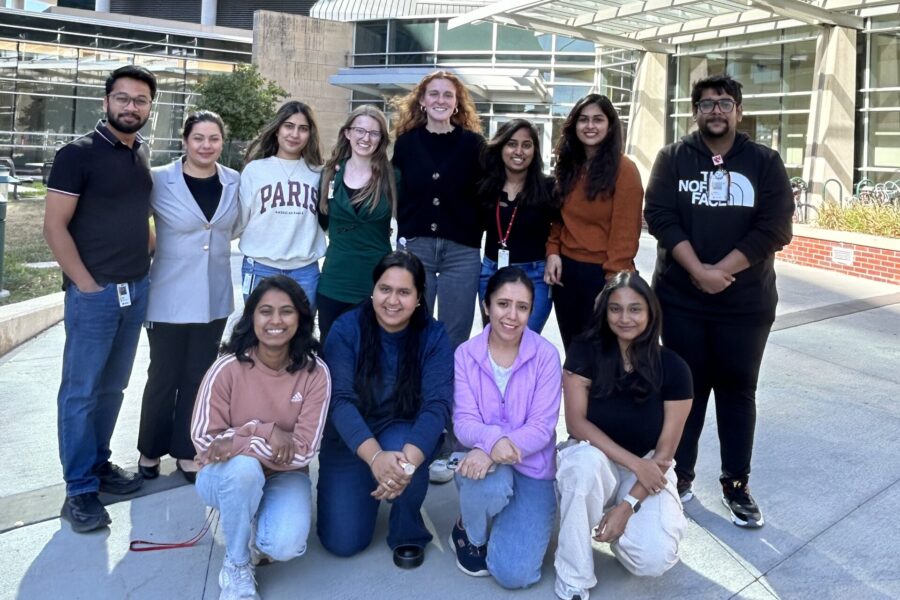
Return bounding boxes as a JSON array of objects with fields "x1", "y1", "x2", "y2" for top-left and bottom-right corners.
[{"x1": 387, "y1": 479, "x2": 394, "y2": 487}]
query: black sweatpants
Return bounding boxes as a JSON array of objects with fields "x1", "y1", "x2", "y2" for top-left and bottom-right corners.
[
  {"x1": 138, "y1": 319, "x2": 227, "y2": 460},
  {"x1": 662, "y1": 310, "x2": 772, "y2": 482},
  {"x1": 552, "y1": 254, "x2": 608, "y2": 352}
]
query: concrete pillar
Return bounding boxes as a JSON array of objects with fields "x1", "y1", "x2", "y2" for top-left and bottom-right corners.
[
  {"x1": 95, "y1": 0, "x2": 110, "y2": 12},
  {"x1": 802, "y1": 26, "x2": 857, "y2": 206},
  {"x1": 201, "y1": 0, "x2": 217, "y2": 26},
  {"x1": 253, "y1": 11, "x2": 353, "y2": 147},
  {"x1": 625, "y1": 51, "x2": 668, "y2": 186},
  {"x1": 11, "y1": 0, "x2": 26, "y2": 10}
]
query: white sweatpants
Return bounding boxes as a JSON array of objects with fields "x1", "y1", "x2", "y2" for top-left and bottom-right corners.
[{"x1": 554, "y1": 441, "x2": 687, "y2": 599}]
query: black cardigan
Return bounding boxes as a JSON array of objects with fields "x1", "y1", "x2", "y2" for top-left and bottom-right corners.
[{"x1": 392, "y1": 126, "x2": 485, "y2": 248}]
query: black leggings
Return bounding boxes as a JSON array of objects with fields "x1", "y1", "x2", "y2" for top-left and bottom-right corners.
[
  {"x1": 552, "y1": 255, "x2": 608, "y2": 352},
  {"x1": 662, "y1": 311, "x2": 772, "y2": 482},
  {"x1": 317, "y1": 293, "x2": 360, "y2": 345}
]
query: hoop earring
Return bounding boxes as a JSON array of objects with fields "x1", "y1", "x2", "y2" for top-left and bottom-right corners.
[
  {"x1": 420, "y1": 105, "x2": 426, "y2": 112},
  {"x1": 453, "y1": 107, "x2": 459, "y2": 115}
]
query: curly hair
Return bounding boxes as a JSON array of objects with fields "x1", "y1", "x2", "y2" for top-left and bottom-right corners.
[
  {"x1": 243, "y1": 100, "x2": 323, "y2": 167},
  {"x1": 320, "y1": 105, "x2": 396, "y2": 217},
  {"x1": 553, "y1": 94, "x2": 623, "y2": 203},
  {"x1": 391, "y1": 70, "x2": 482, "y2": 137},
  {"x1": 221, "y1": 275, "x2": 320, "y2": 374}
]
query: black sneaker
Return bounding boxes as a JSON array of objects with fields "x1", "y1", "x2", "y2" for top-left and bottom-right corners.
[
  {"x1": 721, "y1": 477, "x2": 764, "y2": 528},
  {"x1": 60, "y1": 492, "x2": 111, "y2": 533},
  {"x1": 677, "y1": 477, "x2": 694, "y2": 502},
  {"x1": 449, "y1": 518, "x2": 489, "y2": 577},
  {"x1": 95, "y1": 461, "x2": 143, "y2": 495}
]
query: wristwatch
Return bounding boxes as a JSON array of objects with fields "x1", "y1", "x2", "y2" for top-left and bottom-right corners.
[{"x1": 622, "y1": 494, "x2": 642, "y2": 513}]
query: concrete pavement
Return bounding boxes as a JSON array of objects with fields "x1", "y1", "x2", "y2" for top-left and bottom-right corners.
[{"x1": 1, "y1": 232, "x2": 898, "y2": 599}]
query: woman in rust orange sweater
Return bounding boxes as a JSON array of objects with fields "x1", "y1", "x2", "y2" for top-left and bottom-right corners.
[{"x1": 544, "y1": 94, "x2": 643, "y2": 351}]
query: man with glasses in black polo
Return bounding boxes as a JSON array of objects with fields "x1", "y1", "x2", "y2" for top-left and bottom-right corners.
[
  {"x1": 643, "y1": 74, "x2": 793, "y2": 529},
  {"x1": 44, "y1": 65, "x2": 157, "y2": 533}
]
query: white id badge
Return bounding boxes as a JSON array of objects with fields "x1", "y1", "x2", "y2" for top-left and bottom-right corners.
[
  {"x1": 327, "y1": 179, "x2": 335, "y2": 200},
  {"x1": 241, "y1": 273, "x2": 252, "y2": 296},
  {"x1": 709, "y1": 171, "x2": 728, "y2": 203},
  {"x1": 116, "y1": 283, "x2": 132, "y2": 308},
  {"x1": 498, "y1": 248, "x2": 510, "y2": 269}
]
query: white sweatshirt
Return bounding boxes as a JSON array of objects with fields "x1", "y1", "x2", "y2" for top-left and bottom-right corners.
[{"x1": 237, "y1": 156, "x2": 327, "y2": 269}]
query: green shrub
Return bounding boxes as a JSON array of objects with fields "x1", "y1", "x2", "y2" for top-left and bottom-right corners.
[{"x1": 817, "y1": 201, "x2": 900, "y2": 238}]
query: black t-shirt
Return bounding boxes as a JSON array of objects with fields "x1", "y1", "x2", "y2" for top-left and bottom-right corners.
[
  {"x1": 183, "y1": 172, "x2": 223, "y2": 222},
  {"x1": 47, "y1": 121, "x2": 152, "y2": 287},
  {"x1": 481, "y1": 177, "x2": 557, "y2": 263},
  {"x1": 565, "y1": 340, "x2": 693, "y2": 457}
]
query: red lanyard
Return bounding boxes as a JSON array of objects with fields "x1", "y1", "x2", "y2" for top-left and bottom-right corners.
[{"x1": 495, "y1": 196, "x2": 520, "y2": 249}]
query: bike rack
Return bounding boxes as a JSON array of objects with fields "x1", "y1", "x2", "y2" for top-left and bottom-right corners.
[{"x1": 823, "y1": 178, "x2": 844, "y2": 207}]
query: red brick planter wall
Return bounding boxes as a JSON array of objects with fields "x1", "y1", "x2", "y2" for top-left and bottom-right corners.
[{"x1": 777, "y1": 229, "x2": 900, "y2": 285}]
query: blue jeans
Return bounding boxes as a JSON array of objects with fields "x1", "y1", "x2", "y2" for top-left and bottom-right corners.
[
  {"x1": 57, "y1": 276, "x2": 149, "y2": 496},
  {"x1": 316, "y1": 422, "x2": 438, "y2": 556},
  {"x1": 195, "y1": 455, "x2": 312, "y2": 565},
  {"x1": 404, "y1": 237, "x2": 480, "y2": 350},
  {"x1": 478, "y1": 257, "x2": 552, "y2": 334},
  {"x1": 241, "y1": 256, "x2": 319, "y2": 310},
  {"x1": 456, "y1": 465, "x2": 557, "y2": 589}
]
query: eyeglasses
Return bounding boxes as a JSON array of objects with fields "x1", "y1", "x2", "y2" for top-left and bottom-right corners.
[
  {"x1": 695, "y1": 99, "x2": 736, "y2": 114},
  {"x1": 108, "y1": 93, "x2": 151, "y2": 109},
  {"x1": 348, "y1": 126, "x2": 382, "y2": 140}
]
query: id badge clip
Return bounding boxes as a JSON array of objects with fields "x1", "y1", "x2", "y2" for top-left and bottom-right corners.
[{"x1": 116, "y1": 283, "x2": 132, "y2": 308}]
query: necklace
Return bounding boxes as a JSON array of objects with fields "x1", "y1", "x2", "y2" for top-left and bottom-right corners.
[
  {"x1": 275, "y1": 156, "x2": 303, "y2": 182},
  {"x1": 487, "y1": 337, "x2": 517, "y2": 368}
]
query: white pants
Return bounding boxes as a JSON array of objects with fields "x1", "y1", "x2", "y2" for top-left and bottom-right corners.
[{"x1": 554, "y1": 442, "x2": 687, "y2": 599}]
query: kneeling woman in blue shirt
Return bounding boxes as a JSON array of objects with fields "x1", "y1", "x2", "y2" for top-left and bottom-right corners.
[{"x1": 317, "y1": 250, "x2": 453, "y2": 568}]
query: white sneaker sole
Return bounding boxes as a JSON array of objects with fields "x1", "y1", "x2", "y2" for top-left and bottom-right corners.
[
  {"x1": 448, "y1": 534, "x2": 490, "y2": 577},
  {"x1": 722, "y1": 496, "x2": 765, "y2": 528}
]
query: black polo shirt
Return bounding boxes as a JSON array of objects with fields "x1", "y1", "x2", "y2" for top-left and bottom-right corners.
[{"x1": 47, "y1": 120, "x2": 153, "y2": 287}]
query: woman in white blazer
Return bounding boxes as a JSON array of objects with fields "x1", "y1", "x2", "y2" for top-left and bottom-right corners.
[{"x1": 138, "y1": 111, "x2": 241, "y2": 482}]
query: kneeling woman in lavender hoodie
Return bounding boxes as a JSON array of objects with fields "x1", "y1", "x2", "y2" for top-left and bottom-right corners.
[{"x1": 451, "y1": 266, "x2": 562, "y2": 589}]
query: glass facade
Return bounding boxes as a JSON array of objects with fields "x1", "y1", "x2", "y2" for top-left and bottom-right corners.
[
  {"x1": 669, "y1": 28, "x2": 818, "y2": 178},
  {"x1": 857, "y1": 16, "x2": 900, "y2": 183},
  {"x1": 349, "y1": 19, "x2": 637, "y2": 168},
  {"x1": 0, "y1": 9, "x2": 251, "y2": 169}
]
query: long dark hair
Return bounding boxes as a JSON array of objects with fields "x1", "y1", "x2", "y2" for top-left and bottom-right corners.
[
  {"x1": 478, "y1": 119, "x2": 552, "y2": 208},
  {"x1": 554, "y1": 94, "x2": 623, "y2": 203},
  {"x1": 244, "y1": 100, "x2": 323, "y2": 166},
  {"x1": 579, "y1": 272, "x2": 662, "y2": 403},
  {"x1": 355, "y1": 251, "x2": 430, "y2": 419},
  {"x1": 222, "y1": 275, "x2": 320, "y2": 373}
]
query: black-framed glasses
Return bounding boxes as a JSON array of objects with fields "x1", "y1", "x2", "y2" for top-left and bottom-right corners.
[
  {"x1": 695, "y1": 99, "x2": 736, "y2": 114},
  {"x1": 108, "y1": 93, "x2": 152, "y2": 109},
  {"x1": 348, "y1": 126, "x2": 383, "y2": 140}
]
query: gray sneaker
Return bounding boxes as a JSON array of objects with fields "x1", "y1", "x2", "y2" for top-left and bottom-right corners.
[{"x1": 218, "y1": 557, "x2": 258, "y2": 600}]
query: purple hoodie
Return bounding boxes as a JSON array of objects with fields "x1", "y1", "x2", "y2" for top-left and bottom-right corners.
[{"x1": 453, "y1": 325, "x2": 562, "y2": 481}]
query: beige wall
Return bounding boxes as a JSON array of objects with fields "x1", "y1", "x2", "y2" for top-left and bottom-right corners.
[
  {"x1": 253, "y1": 11, "x2": 353, "y2": 158},
  {"x1": 625, "y1": 51, "x2": 668, "y2": 187}
]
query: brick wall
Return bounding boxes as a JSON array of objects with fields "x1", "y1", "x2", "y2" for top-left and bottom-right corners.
[{"x1": 777, "y1": 232, "x2": 900, "y2": 285}]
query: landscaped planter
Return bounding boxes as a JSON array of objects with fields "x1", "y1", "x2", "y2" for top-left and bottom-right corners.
[{"x1": 777, "y1": 225, "x2": 900, "y2": 285}]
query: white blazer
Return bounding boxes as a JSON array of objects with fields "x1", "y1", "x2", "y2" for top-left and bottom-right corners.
[{"x1": 146, "y1": 158, "x2": 240, "y2": 323}]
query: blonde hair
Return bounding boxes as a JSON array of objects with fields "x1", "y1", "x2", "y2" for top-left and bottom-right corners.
[
  {"x1": 391, "y1": 71, "x2": 482, "y2": 137},
  {"x1": 320, "y1": 105, "x2": 396, "y2": 216}
]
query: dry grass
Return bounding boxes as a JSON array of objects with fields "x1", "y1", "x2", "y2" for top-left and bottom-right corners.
[
  {"x1": 817, "y1": 201, "x2": 900, "y2": 238},
  {"x1": 1, "y1": 198, "x2": 61, "y2": 305}
]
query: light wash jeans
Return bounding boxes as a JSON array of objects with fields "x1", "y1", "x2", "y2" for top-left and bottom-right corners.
[
  {"x1": 478, "y1": 257, "x2": 552, "y2": 334},
  {"x1": 403, "y1": 237, "x2": 480, "y2": 350},
  {"x1": 456, "y1": 464, "x2": 557, "y2": 589},
  {"x1": 554, "y1": 442, "x2": 687, "y2": 600},
  {"x1": 241, "y1": 256, "x2": 319, "y2": 310},
  {"x1": 58, "y1": 276, "x2": 148, "y2": 496},
  {"x1": 195, "y1": 455, "x2": 312, "y2": 566}
]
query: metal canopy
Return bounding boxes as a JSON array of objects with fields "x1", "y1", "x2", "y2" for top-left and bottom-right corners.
[{"x1": 448, "y1": 0, "x2": 872, "y2": 53}]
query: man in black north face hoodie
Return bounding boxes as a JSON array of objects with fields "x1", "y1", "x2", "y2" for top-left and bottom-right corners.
[{"x1": 644, "y1": 74, "x2": 793, "y2": 529}]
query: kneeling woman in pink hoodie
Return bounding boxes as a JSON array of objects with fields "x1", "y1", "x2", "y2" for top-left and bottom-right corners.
[{"x1": 451, "y1": 266, "x2": 562, "y2": 589}]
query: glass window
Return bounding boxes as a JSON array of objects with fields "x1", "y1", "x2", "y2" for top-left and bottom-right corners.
[
  {"x1": 676, "y1": 54, "x2": 726, "y2": 98},
  {"x1": 390, "y1": 21, "x2": 435, "y2": 54},
  {"x1": 871, "y1": 32, "x2": 899, "y2": 88},
  {"x1": 783, "y1": 40, "x2": 815, "y2": 92},
  {"x1": 437, "y1": 22, "x2": 492, "y2": 51},
  {"x1": 74, "y1": 97, "x2": 103, "y2": 132},
  {"x1": 356, "y1": 21, "x2": 388, "y2": 55},
  {"x1": 555, "y1": 35, "x2": 594, "y2": 53},
  {"x1": 551, "y1": 85, "x2": 592, "y2": 105},
  {"x1": 782, "y1": 112, "x2": 807, "y2": 167},
  {"x1": 496, "y1": 25, "x2": 551, "y2": 52},
  {"x1": 15, "y1": 94, "x2": 75, "y2": 136},
  {"x1": 869, "y1": 110, "x2": 900, "y2": 168},
  {"x1": 726, "y1": 45, "x2": 782, "y2": 95}
]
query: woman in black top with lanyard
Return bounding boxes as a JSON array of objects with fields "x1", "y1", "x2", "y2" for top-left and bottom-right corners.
[
  {"x1": 477, "y1": 119, "x2": 556, "y2": 333},
  {"x1": 391, "y1": 70, "x2": 485, "y2": 350}
]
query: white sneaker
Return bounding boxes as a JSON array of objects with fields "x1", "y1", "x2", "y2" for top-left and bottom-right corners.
[
  {"x1": 555, "y1": 576, "x2": 589, "y2": 600},
  {"x1": 428, "y1": 459, "x2": 454, "y2": 484},
  {"x1": 250, "y1": 543, "x2": 273, "y2": 567},
  {"x1": 219, "y1": 557, "x2": 259, "y2": 600}
]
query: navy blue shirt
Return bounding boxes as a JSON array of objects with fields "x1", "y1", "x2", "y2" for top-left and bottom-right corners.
[
  {"x1": 47, "y1": 120, "x2": 152, "y2": 287},
  {"x1": 322, "y1": 306, "x2": 453, "y2": 455}
]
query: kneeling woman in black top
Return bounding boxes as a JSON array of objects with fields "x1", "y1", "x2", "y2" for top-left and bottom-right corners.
[{"x1": 554, "y1": 273, "x2": 693, "y2": 600}]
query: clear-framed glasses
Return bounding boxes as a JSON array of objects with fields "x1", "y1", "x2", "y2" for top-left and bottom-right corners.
[
  {"x1": 108, "y1": 93, "x2": 152, "y2": 109},
  {"x1": 348, "y1": 126, "x2": 383, "y2": 140},
  {"x1": 695, "y1": 99, "x2": 736, "y2": 114}
]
